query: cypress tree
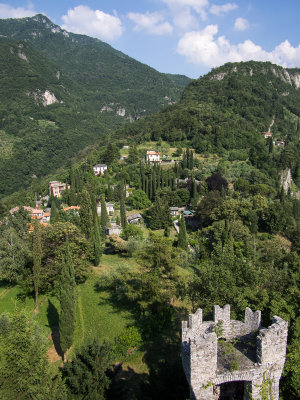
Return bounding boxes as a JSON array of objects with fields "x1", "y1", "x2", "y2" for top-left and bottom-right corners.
[
  {"x1": 32, "y1": 218, "x2": 42, "y2": 311},
  {"x1": 79, "y1": 189, "x2": 93, "y2": 238},
  {"x1": 149, "y1": 174, "x2": 153, "y2": 200},
  {"x1": 157, "y1": 169, "x2": 161, "y2": 190},
  {"x1": 100, "y1": 196, "x2": 108, "y2": 239},
  {"x1": 152, "y1": 172, "x2": 156, "y2": 199},
  {"x1": 50, "y1": 200, "x2": 58, "y2": 223},
  {"x1": 178, "y1": 214, "x2": 188, "y2": 250},
  {"x1": 142, "y1": 174, "x2": 146, "y2": 193},
  {"x1": 90, "y1": 191, "x2": 98, "y2": 223},
  {"x1": 182, "y1": 150, "x2": 187, "y2": 169},
  {"x1": 192, "y1": 179, "x2": 197, "y2": 199},
  {"x1": 93, "y1": 220, "x2": 102, "y2": 266},
  {"x1": 59, "y1": 238, "x2": 76, "y2": 362},
  {"x1": 120, "y1": 189, "x2": 127, "y2": 228},
  {"x1": 107, "y1": 183, "x2": 113, "y2": 201},
  {"x1": 190, "y1": 150, "x2": 194, "y2": 169},
  {"x1": 148, "y1": 196, "x2": 172, "y2": 230},
  {"x1": 145, "y1": 176, "x2": 149, "y2": 198}
]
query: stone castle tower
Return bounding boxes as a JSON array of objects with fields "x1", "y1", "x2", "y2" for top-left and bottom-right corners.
[{"x1": 182, "y1": 305, "x2": 288, "y2": 400}]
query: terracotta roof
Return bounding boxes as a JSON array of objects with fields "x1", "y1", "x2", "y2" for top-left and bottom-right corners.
[
  {"x1": 63, "y1": 206, "x2": 80, "y2": 211},
  {"x1": 27, "y1": 222, "x2": 48, "y2": 232},
  {"x1": 146, "y1": 151, "x2": 160, "y2": 155},
  {"x1": 31, "y1": 215, "x2": 42, "y2": 220},
  {"x1": 31, "y1": 209, "x2": 43, "y2": 214}
]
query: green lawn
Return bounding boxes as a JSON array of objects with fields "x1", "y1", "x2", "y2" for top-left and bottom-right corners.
[
  {"x1": 0, "y1": 256, "x2": 144, "y2": 367},
  {"x1": 0, "y1": 249, "x2": 191, "y2": 380},
  {"x1": 73, "y1": 272, "x2": 134, "y2": 349}
]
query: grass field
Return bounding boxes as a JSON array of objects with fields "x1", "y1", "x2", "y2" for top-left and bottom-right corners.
[
  {"x1": 0, "y1": 251, "x2": 191, "y2": 395},
  {"x1": 0, "y1": 254, "x2": 147, "y2": 368}
]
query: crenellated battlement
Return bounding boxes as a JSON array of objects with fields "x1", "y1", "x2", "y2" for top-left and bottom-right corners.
[
  {"x1": 182, "y1": 305, "x2": 287, "y2": 400},
  {"x1": 182, "y1": 304, "x2": 261, "y2": 343}
]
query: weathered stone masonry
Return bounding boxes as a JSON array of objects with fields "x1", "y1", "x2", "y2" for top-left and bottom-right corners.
[{"x1": 182, "y1": 305, "x2": 288, "y2": 400}]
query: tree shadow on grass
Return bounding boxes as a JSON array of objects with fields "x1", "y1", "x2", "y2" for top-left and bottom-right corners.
[
  {"x1": 94, "y1": 281, "x2": 189, "y2": 400},
  {"x1": 47, "y1": 299, "x2": 64, "y2": 359}
]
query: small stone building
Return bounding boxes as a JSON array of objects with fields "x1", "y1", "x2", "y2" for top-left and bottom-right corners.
[
  {"x1": 182, "y1": 304, "x2": 288, "y2": 400},
  {"x1": 106, "y1": 225, "x2": 122, "y2": 236},
  {"x1": 127, "y1": 213, "x2": 142, "y2": 224}
]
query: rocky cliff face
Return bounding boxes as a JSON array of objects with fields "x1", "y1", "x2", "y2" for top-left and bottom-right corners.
[{"x1": 280, "y1": 168, "x2": 292, "y2": 194}]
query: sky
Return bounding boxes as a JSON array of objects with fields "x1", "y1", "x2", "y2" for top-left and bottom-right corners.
[{"x1": 1, "y1": 1, "x2": 300, "y2": 78}]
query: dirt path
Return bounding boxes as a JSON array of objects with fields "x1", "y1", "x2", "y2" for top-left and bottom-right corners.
[
  {"x1": 77, "y1": 290, "x2": 85, "y2": 341},
  {"x1": 0, "y1": 287, "x2": 11, "y2": 300}
]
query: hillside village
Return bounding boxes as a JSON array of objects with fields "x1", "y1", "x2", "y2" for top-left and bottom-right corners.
[{"x1": 8, "y1": 147, "x2": 197, "y2": 236}]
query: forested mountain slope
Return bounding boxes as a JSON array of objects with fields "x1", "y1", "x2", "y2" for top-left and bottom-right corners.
[
  {"x1": 0, "y1": 14, "x2": 189, "y2": 117},
  {"x1": 0, "y1": 14, "x2": 189, "y2": 198},
  {"x1": 118, "y1": 61, "x2": 300, "y2": 152}
]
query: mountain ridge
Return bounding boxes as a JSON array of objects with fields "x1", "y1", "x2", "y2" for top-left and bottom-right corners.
[
  {"x1": 117, "y1": 60, "x2": 300, "y2": 153},
  {"x1": 0, "y1": 14, "x2": 190, "y2": 198}
]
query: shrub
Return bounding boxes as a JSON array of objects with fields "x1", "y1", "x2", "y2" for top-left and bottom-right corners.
[{"x1": 114, "y1": 326, "x2": 142, "y2": 357}]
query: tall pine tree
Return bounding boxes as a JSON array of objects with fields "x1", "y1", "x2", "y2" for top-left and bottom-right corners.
[
  {"x1": 32, "y1": 218, "x2": 42, "y2": 311},
  {"x1": 79, "y1": 189, "x2": 93, "y2": 238},
  {"x1": 50, "y1": 200, "x2": 58, "y2": 223},
  {"x1": 120, "y1": 187, "x2": 127, "y2": 228},
  {"x1": 0, "y1": 310, "x2": 66, "y2": 399},
  {"x1": 93, "y1": 219, "x2": 102, "y2": 266},
  {"x1": 59, "y1": 238, "x2": 76, "y2": 362},
  {"x1": 178, "y1": 214, "x2": 188, "y2": 250},
  {"x1": 100, "y1": 196, "x2": 108, "y2": 239}
]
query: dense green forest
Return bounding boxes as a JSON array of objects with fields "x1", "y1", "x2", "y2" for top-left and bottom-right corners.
[
  {"x1": 117, "y1": 61, "x2": 300, "y2": 152},
  {"x1": 0, "y1": 14, "x2": 189, "y2": 198}
]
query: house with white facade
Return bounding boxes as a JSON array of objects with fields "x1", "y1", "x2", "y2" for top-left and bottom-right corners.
[
  {"x1": 97, "y1": 202, "x2": 115, "y2": 216},
  {"x1": 93, "y1": 164, "x2": 108, "y2": 176},
  {"x1": 263, "y1": 132, "x2": 272, "y2": 139},
  {"x1": 145, "y1": 151, "x2": 160, "y2": 164}
]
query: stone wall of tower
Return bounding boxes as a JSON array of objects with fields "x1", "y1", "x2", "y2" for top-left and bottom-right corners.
[
  {"x1": 257, "y1": 316, "x2": 288, "y2": 367},
  {"x1": 182, "y1": 305, "x2": 288, "y2": 400},
  {"x1": 189, "y1": 333, "x2": 218, "y2": 400}
]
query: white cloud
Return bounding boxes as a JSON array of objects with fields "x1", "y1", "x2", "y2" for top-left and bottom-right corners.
[
  {"x1": 128, "y1": 11, "x2": 173, "y2": 35},
  {"x1": 61, "y1": 5, "x2": 123, "y2": 42},
  {"x1": 172, "y1": 7, "x2": 197, "y2": 30},
  {"x1": 234, "y1": 17, "x2": 249, "y2": 31},
  {"x1": 177, "y1": 24, "x2": 300, "y2": 68},
  {"x1": 209, "y1": 3, "x2": 238, "y2": 16},
  {"x1": 162, "y1": 0, "x2": 210, "y2": 24},
  {"x1": 0, "y1": 3, "x2": 36, "y2": 18}
]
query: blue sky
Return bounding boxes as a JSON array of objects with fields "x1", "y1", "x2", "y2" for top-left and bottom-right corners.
[{"x1": 1, "y1": 1, "x2": 300, "y2": 78}]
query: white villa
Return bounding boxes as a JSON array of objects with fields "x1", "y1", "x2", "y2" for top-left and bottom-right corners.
[
  {"x1": 145, "y1": 151, "x2": 160, "y2": 164},
  {"x1": 97, "y1": 202, "x2": 115, "y2": 216},
  {"x1": 93, "y1": 164, "x2": 108, "y2": 176}
]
